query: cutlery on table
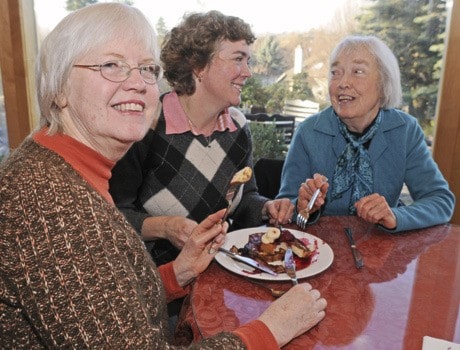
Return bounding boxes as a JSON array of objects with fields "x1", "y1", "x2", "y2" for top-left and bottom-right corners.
[
  {"x1": 284, "y1": 248, "x2": 298, "y2": 285},
  {"x1": 344, "y1": 228, "x2": 364, "y2": 269},
  {"x1": 244, "y1": 278, "x2": 286, "y2": 298},
  {"x1": 296, "y1": 187, "x2": 321, "y2": 229},
  {"x1": 218, "y1": 247, "x2": 278, "y2": 276},
  {"x1": 221, "y1": 167, "x2": 252, "y2": 223}
]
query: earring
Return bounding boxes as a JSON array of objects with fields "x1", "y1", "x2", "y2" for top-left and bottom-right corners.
[
  {"x1": 55, "y1": 93, "x2": 68, "y2": 109},
  {"x1": 198, "y1": 75, "x2": 203, "y2": 83}
]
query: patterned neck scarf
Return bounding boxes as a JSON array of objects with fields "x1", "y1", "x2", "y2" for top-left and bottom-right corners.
[{"x1": 331, "y1": 110, "x2": 382, "y2": 214}]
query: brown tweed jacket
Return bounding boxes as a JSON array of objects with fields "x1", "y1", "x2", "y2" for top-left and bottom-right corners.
[{"x1": 0, "y1": 138, "x2": 245, "y2": 349}]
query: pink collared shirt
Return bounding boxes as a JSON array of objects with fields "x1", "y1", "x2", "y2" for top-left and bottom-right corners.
[{"x1": 163, "y1": 90, "x2": 237, "y2": 135}]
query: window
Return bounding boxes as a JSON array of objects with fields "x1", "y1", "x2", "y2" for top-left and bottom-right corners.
[{"x1": 0, "y1": 70, "x2": 8, "y2": 162}]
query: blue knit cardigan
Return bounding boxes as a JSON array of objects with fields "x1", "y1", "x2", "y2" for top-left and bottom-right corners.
[{"x1": 277, "y1": 106, "x2": 455, "y2": 232}]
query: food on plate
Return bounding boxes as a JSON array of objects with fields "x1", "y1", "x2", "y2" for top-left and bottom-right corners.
[
  {"x1": 229, "y1": 227, "x2": 318, "y2": 274},
  {"x1": 261, "y1": 227, "x2": 281, "y2": 244},
  {"x1": 230, "y1": 166, "x2": 252, "y2": 185}
]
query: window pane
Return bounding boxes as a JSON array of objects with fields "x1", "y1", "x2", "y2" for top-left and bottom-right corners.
[{"x1": 0, "y1": 69, "x2": 9, "y2": 162}]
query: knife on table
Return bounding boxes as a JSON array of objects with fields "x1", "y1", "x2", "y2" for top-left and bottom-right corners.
[
  {"x1": 284, "y1": 248, "x2": 298, "y2": 285},
  {"x1": 344, "y1": 228, "x2": 364, "y2": 269},
  {"x1": 218, "y1": 247, "x2": 278, "y2": 276}
]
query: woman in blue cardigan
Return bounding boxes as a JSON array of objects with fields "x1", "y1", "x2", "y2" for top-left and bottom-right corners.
[{"x1": 277, "y1": 35, "x2": 454, "y2": 232}]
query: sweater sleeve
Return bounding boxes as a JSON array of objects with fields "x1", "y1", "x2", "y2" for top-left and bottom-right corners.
[
  {"x1": 233, "y1": 320, "x2": 279, "y2": 350},
  {"x1": 109, "y1": 130, "x2": 154, "y2": 234},
  {"x1": 158, "y1": 262, "x2": 189, "y2": 302},
  {"x1": 390, "y1": 116, "x2": 455, "y2": 232}
]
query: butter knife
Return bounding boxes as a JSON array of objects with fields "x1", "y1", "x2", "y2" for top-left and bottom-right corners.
[
  {"x1": 344, "y1": 228, "x2": 364, "y2": 269},
  {"x1": 284, "y1": 248, "x2": 298, "y2": 285},
  {"x1": 218, "y1": 247, "x2": 278, "y2": 276}
]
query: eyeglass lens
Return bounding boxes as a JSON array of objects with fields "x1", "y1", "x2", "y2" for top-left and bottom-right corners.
[{"x1": 101, "y1": 61, "x2": 162, "y2": 84}]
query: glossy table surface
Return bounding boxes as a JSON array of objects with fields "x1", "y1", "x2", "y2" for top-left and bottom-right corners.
[{"x1": 176, "y1": 216, "x2": 460, "y2": 349}]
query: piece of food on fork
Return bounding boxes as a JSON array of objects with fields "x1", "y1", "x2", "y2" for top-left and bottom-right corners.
[{"x1": 230, "y1": 166, "x2": 252, "y2": 185}]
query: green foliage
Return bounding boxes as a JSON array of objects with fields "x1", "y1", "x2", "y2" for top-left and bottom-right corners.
[
  {"x1": 66, "y1": 0, "x2": 133, "y2": 11},
  {"x1": 357, "y1": 0, "x2": 447, "y2": 132},
  {"x1": 155, "y1": 17, "x2": 168, "y2": 39},
  {"x1": 286, "y1": 72, "x2": 314, "y2": 100},
  {"x1": 265, "y1": 82, "x2": 287, "y2": 114},
  {"x1": 243, "y1": 33, "x2": 315, "y2": 114},
  {"x1": 66, "y1": 0, "x2": 97, "y2": 11},
  {"x1": 240, "y1": 76, "x2": 270, "y2": 111},
  {"x1": 248, "y1": 122, "x2": 288, "y2": 164},
  {"x1": 253, "y1": 36, "x2": 286, "y2": 78},
  {"x1": 241, "y1": 72, "x2": 315, "y2": 115}
]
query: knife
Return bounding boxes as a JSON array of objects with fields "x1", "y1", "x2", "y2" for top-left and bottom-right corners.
[
  {"x1": 284, "y1": 248, "x2": 298, "y2": 285},
  {"x1": 344, "y1": 228, "x2": 364, "y2": 269},
  {"x1": 218, "y1": 247, "x2": 278, "y2": 276}
]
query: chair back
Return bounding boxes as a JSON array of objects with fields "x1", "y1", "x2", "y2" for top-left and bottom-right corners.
[{"x1": 254, "y1": 158, "x2": 285, "y2": 199}]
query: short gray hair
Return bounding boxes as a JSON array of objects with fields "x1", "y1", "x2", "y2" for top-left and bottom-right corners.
[
  {"x1": 36, "y1": 3, "x2": 160, "y2": 134},
  {"x1": 329, "y1": 35, "x2": 402, "y2": 109}
]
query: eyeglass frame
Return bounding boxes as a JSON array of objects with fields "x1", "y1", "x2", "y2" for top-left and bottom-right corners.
[{"x1": 73, "y1": 60, "x2": 163, "y2": 85}]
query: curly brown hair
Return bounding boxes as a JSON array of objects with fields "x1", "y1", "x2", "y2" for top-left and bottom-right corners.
[{"x1": 160, "y1": 10, "x2": 256, "y2": 96}]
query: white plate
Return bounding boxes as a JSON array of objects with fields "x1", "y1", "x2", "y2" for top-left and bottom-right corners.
[{"x1": 215, "y1": 227, "x2": 334, "y2": 281}]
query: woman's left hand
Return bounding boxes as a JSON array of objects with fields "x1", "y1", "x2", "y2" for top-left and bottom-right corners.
[
  {"x1": 172, "y1": 209, "x2": 228, "y2": 287},
  {"x1": 354, "y1": 193, "x2": 397, "y2": 230},
  {"x1": 263, "y1": 198, "x2": 294, "y2": 225}
]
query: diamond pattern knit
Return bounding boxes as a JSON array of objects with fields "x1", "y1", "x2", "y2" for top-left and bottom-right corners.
[{"x1": 110, "y1": 107, "x2": 268, "y2": 235}]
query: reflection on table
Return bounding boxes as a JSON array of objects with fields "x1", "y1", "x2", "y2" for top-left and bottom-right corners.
[{"x1": 175, "y1": 216, "x2": 460, "y2": 349}]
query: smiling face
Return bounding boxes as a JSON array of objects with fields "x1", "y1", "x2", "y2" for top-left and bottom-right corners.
[
  {"x1": 329, "y1": 46, "x2": 382, "y2": 132},
  {"x1": 199, "y1": 39, "x2": 252, "y2": 109},
  {"x1": 61, "y1": 37, "x2": 160, "y2": 160}
]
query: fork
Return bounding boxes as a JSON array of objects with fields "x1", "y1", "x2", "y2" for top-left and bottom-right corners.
[
  {"x1": 244, "y1": 279, "x2": 287, "y2": 298},
  {"x1": 296, "y1": 188, "x2": 321, "y2": 229}
]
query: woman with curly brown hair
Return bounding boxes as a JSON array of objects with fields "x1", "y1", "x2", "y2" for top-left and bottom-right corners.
[{"x1": 110, "y1": 11, "x2": 294, "y2": 266}]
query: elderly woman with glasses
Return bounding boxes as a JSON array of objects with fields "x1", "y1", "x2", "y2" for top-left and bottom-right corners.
[
  {"x1": 0, "y1": 3, "x2": 326, "y2": 348},
  {"x1": 278, "y1": 35, "x2": 454, "y2": 232}
]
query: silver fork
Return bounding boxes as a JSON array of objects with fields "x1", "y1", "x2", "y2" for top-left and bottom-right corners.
[{"x1": 296, "y1": 188, "x2": 321, "y2": 229}]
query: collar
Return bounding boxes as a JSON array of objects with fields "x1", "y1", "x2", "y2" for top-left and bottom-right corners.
[
  {"x1": 33, "y1": 127, "x2": 115, "y2": 204},
  {"x1": 163, "y1": 90, "x2": 237, "y2": 135},
  {"x1": 313, "y1": 107, "x2": 407, "y2": 136}
]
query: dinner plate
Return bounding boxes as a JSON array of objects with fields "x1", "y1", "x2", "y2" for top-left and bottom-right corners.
[{"x1": 215, "y1": 226, "x2": 334, "y2": 281}]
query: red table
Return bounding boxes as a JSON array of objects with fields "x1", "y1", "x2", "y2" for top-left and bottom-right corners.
[{"x1": 175, "y1": 216, "x2": 460, "y2": 349}]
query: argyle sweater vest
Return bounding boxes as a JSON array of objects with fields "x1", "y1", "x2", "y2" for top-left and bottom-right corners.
[{"x1": 110, "y1": 107, "x2": 268, "y2": 236}]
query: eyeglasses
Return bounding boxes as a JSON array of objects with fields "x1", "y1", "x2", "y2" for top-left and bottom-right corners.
[{"x1": 73, "y1": 60, "x2": 163, "y2": 85}]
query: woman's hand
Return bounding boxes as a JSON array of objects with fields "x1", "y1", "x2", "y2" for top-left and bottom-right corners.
[
  {"x1": 161, "y1": 217, "x2": 197, "y2": 248},
  {"x1": 141, "y1": 216, "x2": 197, "y2": 248},
  {"x1": 258, "y1": 283, "x2": 327, "y2": 347},
  {"x1": 354, "y1": 193, "x2": 397, "y2": 230},
  {"x1": 263, "y1": 198, "x2": 294, "y2": 225},
  {"x1": 172, "y1": 209, "x2": 228, "y2": 287},
  {"x1": 297, "y1": 173, "x2": 329, "y2": 214}
]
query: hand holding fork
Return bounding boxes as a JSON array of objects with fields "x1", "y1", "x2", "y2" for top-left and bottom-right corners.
[{"x1": 296, "y1": 175, "x2": 328, "y2": 229}]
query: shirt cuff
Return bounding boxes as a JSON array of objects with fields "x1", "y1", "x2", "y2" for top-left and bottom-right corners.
[
  {"x1": 158, "y1": 263, "x2": 190, "y2": 303},
  {"x1": 233, "y1": 320, "x2": 279, "y2": 350}
]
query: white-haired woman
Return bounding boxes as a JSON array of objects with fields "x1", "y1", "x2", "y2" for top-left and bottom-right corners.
[
  {"x1": 0, "y1": 3, "x2": 326, "y2": 348},
  {"x1": 278, "y1": 35, "x2": 454, "y2": 232}
]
